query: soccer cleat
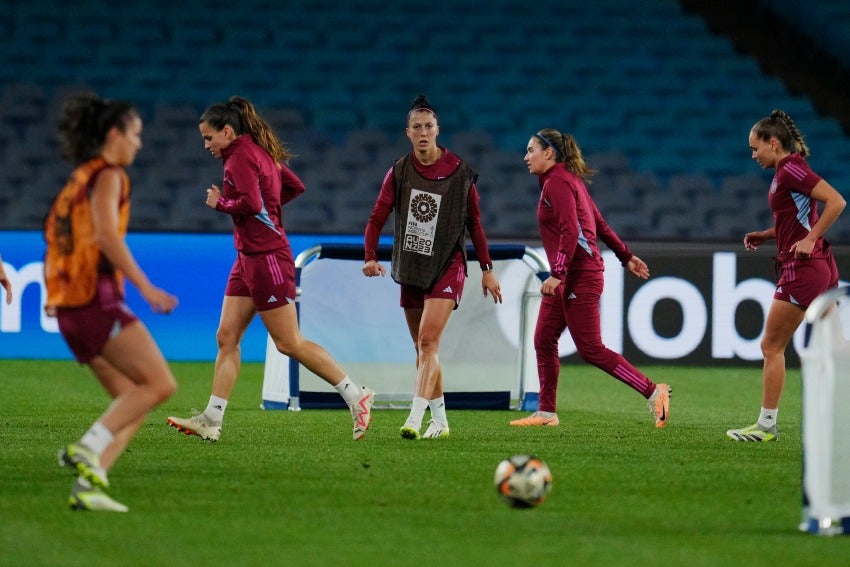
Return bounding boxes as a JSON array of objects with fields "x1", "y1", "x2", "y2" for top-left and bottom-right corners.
[
  {"x1": 648, "y1": 383, "x2": 671, "y2": 428},
  {"x1": 69, "y1": 479, "x2": 128, "y2": 512},
  {"x1": 726, "y1": 423, "x2": 778, "y2": 442},
  {"x1": 351, "y1": 387, "x2": 374, "y2": 441},
  {"x1": 422, "y1": 420, "x2": 449, "y2": 439},
  {"x1": 58, "y1": 443, "x2": 109, "y2": 489},
  {"x1": 167, "y1": 410, "x2": 222, "y2": 441},
  {"x1": 400, "y1": 420, "x2": 421, "y2": 440},
  {"x1": 509, "y1": 412, "x2": 560, "y2": 427}
]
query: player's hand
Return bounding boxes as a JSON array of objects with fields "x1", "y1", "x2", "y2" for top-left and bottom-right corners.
[
  {"x1": 0, "y1": 269, "x2": 11, "y2": 305},
  {"x1": 142, "y1": 286, "x2": 178, "y2": 314},
  {"x1": 482, "y1": 271, "x2": 502, "y2": 304},
  {"x1": 540, "y1": 275, "x2": 562, "y2": 297},
  {"x1": 626, "y1": 256, "x2": 650, "y2": 280},
  {"x1": 744, "y1": 231, "x2": 768, "y2": 251},
  {"x1": 790, "y1": 238, "x2": 815, "y2": 260},
  {"x1": 205, "y1": 185, "x2": 222, "y2": 209},
  {"x1": 362, "y1": 260, "x2": 385, "y2": 277}
]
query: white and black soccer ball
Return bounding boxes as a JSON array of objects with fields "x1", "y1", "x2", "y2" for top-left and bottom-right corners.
[{"x1": 494, "y1": 454, "x2": 552, "y2": 508}]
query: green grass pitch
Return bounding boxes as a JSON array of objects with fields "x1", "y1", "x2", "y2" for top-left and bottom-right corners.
[{"x1": 1, "y1": 359, "x2": 848, "y2": 566}]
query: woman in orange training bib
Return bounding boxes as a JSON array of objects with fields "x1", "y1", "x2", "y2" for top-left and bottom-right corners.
[{"x1": 46, "y1": 93, "x2": 179, "y2": 512}]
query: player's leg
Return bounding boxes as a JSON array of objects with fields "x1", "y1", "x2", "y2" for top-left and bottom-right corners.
[
  {"x1": 167, "y1": 295, "x2": 254, "y2": 441},
  {"x1": 263, "y1": 301, "x2": 373, "y2": 439},
  {"x1": 66, "y1": 355, "x2": 146, "y2": 512},
  {"x1": 563, "y1": 275, "x2": 668, "y2": 427},
  {"x1": 399, "y1": 298, "x2": 454, "y2": 438},
  {"x1": 761, "y1": 299, "x2": 805, "y2": 408},
  {"x1": 400, "y1": 305, "x2": 427, "y2": 438},
  {"x1": 88, "y1": 355, "x2": 146, "y2": 471},
  {"x1": 62, "y1": 321, "x2": 176, "y2": 494},
  {"x1": 97, "y1": 321, "x2": 177, "y2": 432},
  {"x1": 414, "y1": 298, "x2": 455, "y2": 438},
  {"x1": 511, "y1": 292, "x2": 564, "y2": 426},
  {"x1": 212, "y1": 295, "x2": 256, "y2": 399},
  {"x1": 728, "y1": 256, "x2": 825, "y2": 442}
]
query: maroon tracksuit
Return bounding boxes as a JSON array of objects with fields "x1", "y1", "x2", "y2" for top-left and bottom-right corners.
[{"x1": 535, "y1": 163, "x2": 655, "y2": 413}]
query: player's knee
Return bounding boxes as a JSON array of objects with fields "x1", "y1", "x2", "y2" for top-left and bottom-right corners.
[
  {"x1": 417, "y1": 333, "x2": 440, "y2": 354},
  {"x1": 273, "y1": 336, "x2": 301, "y2": 358},
  {"x1": 760, "y1": 334, "x2": 789, "y2": 358},
  {"x1": 575, "y1": 345, "x2": 606, "y2": 366},
  {"x1": 156, "y1": 375, "x2": 178, "y2": 403},
  {"x1": 215, "y1": 327, "x2": 241, "y2": 350}
]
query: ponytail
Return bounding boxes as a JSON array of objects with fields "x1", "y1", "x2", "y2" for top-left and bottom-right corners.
[
  {"x1": 751, "y1": 109, "x2": 810, "y2": 158},
  {"x1": 535, "y1": 128, "x2": 596, "y2": 181},
  {"x1": 200, "y1": 96, "x2": 292, "y2": 163}
]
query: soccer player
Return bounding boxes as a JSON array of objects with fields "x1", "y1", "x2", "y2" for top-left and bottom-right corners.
[
  {"x1": 167, "y1": 97, "x2": 374, "y2": 441},
  {"x1": 0, "y1": 251, "x2": 11, "y2": 304},
  {"x1": 511, "y1": 129, "x2": 670, "y2": 428},
  {"x1": 362, "y1": 95, "x2": 503, "y2": 440},
  {"x1": 46, "y1": 93, "x2": 179, "y2": 511},
  {"x1": 727, "y1": 109, "x2": 845, "y2": 442}
]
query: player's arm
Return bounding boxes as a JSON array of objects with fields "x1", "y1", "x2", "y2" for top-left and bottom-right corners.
[
  {"x1": 91, "y1": 170, "x2": 177, "y2": 313},
  {"x1": 466, "y1": 184, "x2": 502, "y2": 303},
  {"x1": 805, "y1": 180, "x2": 846, "y2": 242},
  {"x1": 211, "y1": 155, "x2": 263, "y2": 215},
  {"x1": 363, "y1": 168, "x2": 395, "y2": 277},
  {"x1": 744, "y1": 227, "x2": 775, "y2": 251},
  {"x1": 0, "y1": 252, "x2": 11, "y2": 304},
  {"x1": 279, "y1": 163, "x2": 306, "y2": 205}
]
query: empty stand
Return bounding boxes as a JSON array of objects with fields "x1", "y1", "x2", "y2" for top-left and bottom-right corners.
[{"x1": 0, "y1": 0, "x2": 848, "y2": 242}]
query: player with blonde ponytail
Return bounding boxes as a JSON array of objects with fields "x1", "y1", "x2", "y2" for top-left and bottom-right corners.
[{"x1": 727, "y1": 109, "x2": 845, "y2": 442}]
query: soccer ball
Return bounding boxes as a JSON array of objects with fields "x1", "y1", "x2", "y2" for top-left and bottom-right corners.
[{"x1": 493, "y1": 454, "x2": 552, "y2": 508}]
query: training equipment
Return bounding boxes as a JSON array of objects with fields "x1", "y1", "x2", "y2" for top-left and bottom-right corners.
[
  {"x1": 799, "y1": 286, "x2": 850, "y2": 535},
  {"x1": 726, "y1": 422, "x2": 778, "y2": 442},
  {"x1": 494, "y1": 454, "x2": 552, "y2": 508},
  {"x1": 262, "y1": 243, "x2": 548, "y2": 411},
  {"x1": 167, "y1": 411, "x2": 222, "y2": 442}
]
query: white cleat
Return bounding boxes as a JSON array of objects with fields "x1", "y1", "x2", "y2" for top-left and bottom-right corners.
[{"x1": 422, "y1": 420, "x2": 449, "y2": 439}]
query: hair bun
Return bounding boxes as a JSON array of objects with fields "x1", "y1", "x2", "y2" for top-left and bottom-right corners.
[{"x1": 409, "y1": 94, "x2": 434, "y2": 113}]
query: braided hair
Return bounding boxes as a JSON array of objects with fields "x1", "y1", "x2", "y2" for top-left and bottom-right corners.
[{"x1": 751, "y1": 109, "x2": 810, "y2": 158}]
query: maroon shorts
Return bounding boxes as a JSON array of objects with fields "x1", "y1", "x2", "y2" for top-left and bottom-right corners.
[
  {"x1": 56, "y1": 274, "x2": 139, "y2": 363},
  {"x1": 400, "y1": 252, "x2": 466, "y2": 309},
  {"x1": 774, "y1": 255, "x2": 839, "y2": 308},
  {"x1": 225, "y1": 248, "x2": 297, "y2": 312}
]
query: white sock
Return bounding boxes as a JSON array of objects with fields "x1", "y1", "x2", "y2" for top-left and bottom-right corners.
[
  {"x1": 429, "y1": 396, "x2": 447, "y2": 424},
  {"x1": 406, "y1": 397, "x2": 429, "y2": 428},
  {"x1": 334, "y1": 376, "x2": 361, "y2": 406},
  {"x1": 536, "y1": 410, "x2": 557, "y2": 418},
  {"x1": 79, "y1": 421, "x2": 113, "y2": 456},
  {"x1": 204, "y1": 395, "x2": 228, "y2": 424},
  {"x1": 759, "y1": 407, "x2": 778, "y2": 429}
]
